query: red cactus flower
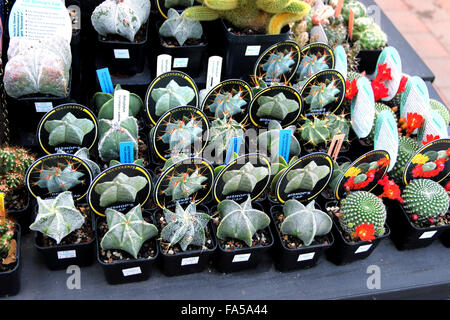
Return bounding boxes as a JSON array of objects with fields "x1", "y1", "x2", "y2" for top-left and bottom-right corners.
[
  {"x1": 397, "y1": 76, "x2": 408, "y2": 94},
  {"x1": 353, "y1": 223, "x2": 376, "y2": 242},
  {"x1": 378, "y1": 175, "x2": 404, "y2": 203},
  {"x1": 345, "y1": 79, "x2": 358, "y2": 100},
  {"x1": 377, "y1": 157, "x2": 390, "y2": 168},
  {"x1": 446, "y1": 148, "x2": 450, "y2": 156},
  {"x1": 422, "y1": 134, "x2": 440, "y2": 145},
  {"x1": 445, "y1": 180, "x2": 450, "y2": 192},
  {"x1": 371, "y1": 80, "x2": 389, "y2": 101},
  {"x1": 375, "y1": 63, "x2": 393, "y2": 83},
  {"x1": 405, "y1": 112, "x2": 425, "y2": 137},
  {"x1": 412, "y1": 159, "x2": 446, "y2": 178}
]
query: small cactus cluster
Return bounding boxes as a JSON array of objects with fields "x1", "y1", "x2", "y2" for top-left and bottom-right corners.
[
  {"x1": 299, "y1": 114, "x2": 350, "y2": 149},
  {"x1": 44, "y1": 112, "x2": 95, "y2": 146},
  {"x1": 305, "y1": 79, "x2": 341, "y2": 112},
  {"x1": 261, "y1": 49, "x2": 296, "y2": 82},
  {"x1": 206, "y1": 89, "x2": 247, "y2": 120},
  {"x1": 151, "y1": 80, "x2": 196, "y2": 117},
  {"x1": 256, "y1": 92, "x2": 300, "y2": 121},
  {"x1": 35, "y1": 161, "x2": 85, "y2": 194},
  {"x1": 390, "y1": 136, "x2": 421, "y2": 184},
  {"x1": 353, "y1": 17, "x2": 387, "y2": 50},
  {"x1": 402, "y1": 179, "x2": 449, "y2": 222},
  {"x1": 222, "y1": 162, "x2": 269, "y2": 196},
  {"x1": 93, "y1": 84, "x2": 144, "y2": 120},
  {"x1": 159, "y1": 8, "x2": 203, "y2": 46},
  {"x1": 161, "y1": 165, "x2": 207, "y2": 201},
  {"x1": 284, "y1": 160, "x2": 330, "y2": 193},
  {"x1": 257, "y1": 120, "x2": 301, "y2": 161}
]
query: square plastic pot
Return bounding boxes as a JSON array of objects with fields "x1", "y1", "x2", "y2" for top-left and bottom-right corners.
[
  {"x1": 269, "y1": 205, "x2": 334, "y2": 272},
  {"x1": 440, "y1": 230, "x2": 450, "y2": 248},
  {"x1": 0, "y1": 225, "x2": 21, "y2": 297},
  {"x1": 385, "y1": 199, "x2": 450, "y2": 251}
]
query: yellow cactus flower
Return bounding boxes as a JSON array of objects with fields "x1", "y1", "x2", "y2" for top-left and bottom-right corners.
[{"x1": 411, "y1": 153, "x2": 429, "y2": 165}]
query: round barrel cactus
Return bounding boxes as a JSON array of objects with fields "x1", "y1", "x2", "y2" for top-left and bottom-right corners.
[{"x1": 390, "y1": 136, "x2": 421, "y2": 183}]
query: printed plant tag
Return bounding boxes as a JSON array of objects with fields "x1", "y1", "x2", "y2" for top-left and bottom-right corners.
[
  {"x1": 374, "y1": 110, "x2": 399, "y2": 172},
  {"x1": 376, "y1": 47, "x2": 402, "y2": 101},
  {"x1": 114, "y1": 49, "x2": 130, "y2": 59},
  {"x1": 278, "y1": 129, "x2": 292, "y2": 163},
  {"x1": 400, "y1": 76, "x2": 430, "y2": 119},
  {"x1": 232, "y1": 253, "x2": 251, "y2": 263},
  {"x1": 328, "y1": 134, "x2": 346, "y2": 161},
  {"x1": 297, "y1": 252, "x2": 315, "y2": 261},
  {"x1": 122, "y1": 267, "x2": 142, "y2": 277},
  {"x1": 156, "y1": 54, "x2": 172, "y2": 77},
  {"x1": 333, "y1": 45, "x2": 347, "y2": 79},
  {"x1": 351, "y1": 77, "x2": 376, "y2": 139},
  {"x1": 173, "y1": 58, "x2": 189, "y2": 68},
  {"x1": 96, "y1": 68, "x2": 114, "y2": 94},
  {"x1": 57, "y1": 250, "x2": 76, "y2": 259},
  {"x1": 113, "y1": 89, "x2": 130, "y2": 123},
  {"x1": 206, "y1": 56, "x2": 223, "y2": 92},
  {"x1": 225, "y1": 136, "x2": 243, "y2": 165},
  {"x1": 35, "y1": 102, "x2": 53, "y2": 113},
  {"x1": 245, "y1": 45, "x2": 261, "y2": 56},
  {"x1": 355, "y1": 244, "x2": 372, "y2": 254},
  {"x1": 181, "y1": 257, "x2": 199, "y2": 266}
]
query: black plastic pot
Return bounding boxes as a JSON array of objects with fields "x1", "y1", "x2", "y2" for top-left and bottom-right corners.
[
  {"x1": 440, "y1": 230, "x2": 450, "y2": 248},
  {"x1": 270, "y1": 205, "x2": 334, "y2": 272},
  {"x1": 0, "y1": 225, "x2": 21, "y2": 297},
  {"x1": 96, "y1": 213, "x2": 159, "y2": 285},
  {"x1": 7, "y1": 192, "x2": 34, "y2": 236},
  {"x1": 219, "y1": 19, "x2": 290, "y2": 81},
  {"x1": 348, "y1": 138, "x2": 373, "y2": 160},
  {"x1": 33, "y1": 207, "x2": 96, "y2": 270},
  {"x1": 385, "y1": 199, "x2": 450, "y2": 250},
  {"x1": 356, "y1": 48, "x2": 383, "y2": 75},
  {"x1": 96, "y1": 22, "x2": 149, "y2": 75}
]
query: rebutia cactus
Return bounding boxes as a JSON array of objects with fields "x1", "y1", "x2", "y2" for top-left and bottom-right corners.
[
  {"x1": 284, "y1": 160, "x2": 330, "y2": 193},
  {"x1": 402, "y1": 179, "x2": 449, "y2": 221},
  {"x1": 44, "y1": 112, "x2": 95, "y2": 146},
  {"x1": 36, "y1": 162, "x2": 85, "y2": 194},
  {"x1": 151, "y1": 80, "x2": 196, "y2": 116},
  {"x1": 261, "y1": 50, "x2": 296, "y2": 81},
  {"x1": 222, "y1": 162, "x2": 269, "y2": 195},
  {"x1": 430, "y1": 99, "x2": 450, "y2": 125},
  {"x1": 390, "y1": 136, "x2": 420, "y2": 184},
  {"x1": 98, "y1": 117, "x2": 139, "y2": 163},
  {"x1": 280, "y1": 199, "x2": 332, "y2": 245},
  {"x1": 256, "y1": 92, "x2": 300, "y2": 121},
  {"x1": 94, "y1": 172, "x2": 148, "y2": 207},
  {"x1": 100, "y1": 205, "x2": 158, "y2": 259},
  {"x1": 165, "y1": 0, "x2": 195, "y2": 8},
  {"x1": 5, "y1": 36, "x2": 71, "y2": 98},
  {"x1": 93, "y1": 84, "x2": 144, "y2": 120},
  {"x1": 207, "y1": 118, "x2": 244, "y2": 155},
  {"x1": 216, "y1": 196, "x2": 270, "y2": 247},
  {"x1": 161, "y1": 166, "x2": 207, "y2": 201},
  {"x1": 299, "y1": 117, "x2": 329, "y2": 147},
  {"x1": 91, "y1": 0, "x2": 151, "y2": 42},
  {"x1": 257, "y1": 120, "x2": 301, "y2": 161},
  {"x1": 159, "y1": 8, "x2": 203, "y2": 46},
  {"x1": 160, "y1": 116, "x2": 203, "y2": 154},
  {"x1": 339, "y1": 191, "x2": 387, "y2": 238},
  {"x1": 207, "y1": 89, "x2": 247, "y2": 120},
  {"x1": 161, "y1": 202, "x2": 211, "y2": 251},
  {"x1": 0, "y1": 218, "x2": 15, "y2": 256},
  {"x1": 184, "y1": 0, "x2": 311, "y2": 35},
  {"x1": 305, "y1": 80, "x2": 340, "y2": 111},
  {"x1": 30, "y1": 191, "x2": 85, "y2": 244},
  {"x1": 297, "y1": 54, "x2": 329, "y2": 82}
]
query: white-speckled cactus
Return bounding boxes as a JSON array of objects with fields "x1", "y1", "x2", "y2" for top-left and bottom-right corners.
[
  {"x1": 159, "y1": 8, "x2": 203, "y2": 46},
  {"x1": 44, "y1": 113, "x2": 95, "y2": 146},
  {"x1": 91, "y1": 0, "x2": 151, "y2": 42},
  {"x1": 222, "y1": 162, "x2": 269, "y2": 195},
  {"x1": 284, "y1": 161, "x2": 330, "y2": 193},
  {"x1": 151, "y1": 80, "x2": 196, "y2": 116}
]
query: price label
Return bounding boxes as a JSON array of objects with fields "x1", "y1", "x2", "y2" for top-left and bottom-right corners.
[
  {"x1": 57, "y1": 250, "x2": 76, "y2": 259},
  {"x1": 232, "y1": 253, "x2": 251, "y2": 263},
  {"x1": 419, "y1": 230, "x2": 437, "y2": 239},
  {"x1": 245, "y1": 45, "x2": 261, "y2": 56},
  {"x1": 297, "y1": 252, "x2": 315, "y2": 262},
  {"x1": 354, "y1": 244, "x2": 372, "y2": 254},
  {"x1": 114, "y1": 49, "x2": 130, "y2": 59},
  {"x1": 173, "y1": 58, "x2": 189, "y2": 68},
  {"x1": 181, "y1": 256, "x2": 199, "y2": 266},
  {"x1": 35, "y1": 102, "x2": 53, "y2": 113},
  {"x1": 122, "y1": 267, "x2": 142, "y2": 277}
]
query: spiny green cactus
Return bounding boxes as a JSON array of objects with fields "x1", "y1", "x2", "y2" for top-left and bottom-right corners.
[
  {"x1": 347, "y1": 71, "x2": 363, "y2": 82},
  {"x1": 151, "y1": 80, "x2": 196, "y2": 117},
  {"x1": 305, "y1": 80, "x2": 340, "y2": 111},
  {"x1": 165, "y1": 0, "x2": 195, "y2": 8},
  {"x1": 339, "y1": 191, "x2": 387, "y2": 237},
  {"x1": 261, "y1": 50, "x2": 296, "y2": 81},
  {"x1": 98, "y1": 117, "x2": 139, "y2": 163},
  {"x1": 354, "y1": 24, "x2": 387, "y2": 50},
  {"x1": 184, "y1": 0, "x2": 311, "y2": 35},
  {"x1": 251, "y1": 77, "x2": 269, "y2": 96},
  {"x1": 323, "y1": 17, "x2": 347, "y2": 47},
  {"x1": 91, "y1": 0, "x2": 151, "y2": 42},
  {"x1": 160, "y1": 116, "x2": 203, "y2": 154},
  {"x1": 297, "y1": 54, "x2": 329, "y2": 82},
  {"x1": 207, "y1": 118, "x2": 245, "y2": 155},
  {"x1": 30, "y1": 191, "x2": 85, "y2": 244},
  {"x1": 284, "y1": 160, "x2": 330, "y2": 193},
  {"x1": 403, "y1": 179, "x2": 449, "y2": 221},
  {"x1": 44, "y1": 112, "x2": 95, "y2": 146},
  {"x1": 94, "y1": 172, "x2": 148, "y2": 207},
  {"x1": 161, "y1": 202, "x2": 211, "y2": 251},
  {"x1": 299, "y1": 117, "x2": 330, "y2": 147},
  {"x1": 430, "y1": 99, "x2": 450, "y2": 125},
  {"x1": 326, "y1": 113, "x2": 350, "y2": 139},
  {"x1": 217, "y1": 196, "x2": 270, "y2": 247},
  {"x1": 390, "y1": 136, "x2": 421, "y2": 184},
  {"x1": 207, "y1": 89, "x2": 247, "y2": 120},
  {"x1": 257, "y1": 120, "x2": 301, "y2": 161},
  {"x1": 280, "y1": 199, "x2": 332, "y2": 245},
  {"x1": 93, "y1": 84, "x2": 144, "y2": 120},
  {"x1": 222, "y1": 162, "x2": 269, "y2": 196},
  {"x1": 159, "y1": 9, "x2": 203, "y2": 46},
  {"x1": 161, "y1": 166, "x2": 207, "y2": 200},
  {"x1": 36, "y1": 162, "x2": 85, "y2": 194},
  {"x1": 0, "y1": 218, "x2": 15, "y2": 256},
  {"x1": 342, "y1": 1, "x2": 367, "y2": 22},
  {"x1": 100, "y1": 205, "x2": 158, "y2": 259},
  {"x1": 256, "y1": 92, "x2": 300, "y2": 121}
]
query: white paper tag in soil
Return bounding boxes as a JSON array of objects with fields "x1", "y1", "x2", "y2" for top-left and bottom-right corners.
[
  {"x1": 354, "y1": 244, "x2": 372, "y2": 254},
  {"x1": 181, "y1": 256, "x2": 199, "y2": 266},
  {"x1": 206, "y1": 56, "x2": 223, "y2": 91},
  {"x1": 122, "y1": 266, "x2": 142, "y2": 277},
  {"x1": 173, "y1": 58, "x2": 189, "y2": 68},
  {"x1": 35, "y1": 102, "x2": 53, "y2": 113},
  {"x1": 419, "y1": 230, "x2": 437, "y2": 239},
  {"x1": 232, "y1": 253, "x2": 251, "y2": 263},
  {"x1": 245, "y1": 45, "x2": 261, "y2": 56},
  {"x1": 114, "y1": 49, "x2": 130, "y2": 59},
  {"x1": 57, "y1": 250, "x2": 76, "y2": 259},
  {"x1": 157, "y1": 54, "x2": 172, "y2": 77},
  {"x1": 297, "y1": 252, "x2": 315, "y2": 262},
  {"x1": 113, "y1": 90, "x2": 130, "y2": 123}
]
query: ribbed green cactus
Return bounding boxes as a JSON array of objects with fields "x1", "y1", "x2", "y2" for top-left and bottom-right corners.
[
  {"x1": 323, "y1": 16, "x2": 347, "y2": 47},
  {"x1": 44, "y1": 112, "x2": 95, "y2": 146},
  {"x1": 184, "y1": 0, "x2": 311, "y2": 35},
  {"x1": 280, "y1": 199, "x2": 332, "y2": 245},
  {"x1": 160, "y1": 117, "x2": 203, "y2": 154},
  {"x1": 217, "y1": 196, "x2": 270, "y2": 247},
  {"x1": 207, "y1": 118, "x2": 244, "y2": 155},
  {"x1": 94, "y1": 172, "x2": 148, "y2": 207},
  {"x1": 30, "y1": 191, "x2": 85, "y2": 244},
  {"x1": 297, "y1": 54, "x2": 329, "y2": 82},
  {"x1": 91, "y1": 0, "x2": 151, "y2": 42},
  {"x1": 257, "y1": 120, "x2": 301, "y2": 161},
  {"x1": 261, "y1": 50, "x2": 296, "y2": 81},
  {"x1": 93, "y1": 85, "x2": 144, "y2": 120},
  {"x1": 161, "y1": 166, "x2": 207, "y2": 201},
  {"x1": 403, "y1": 179, "x2": 449, "y2": 221},
  {"x1": 101, "y1": 205, "x2": 158, "y2": 259},
  {"x1": 151, "y1": 80, "x2": 196, "y2": 117},
  {"x1": 339, "y1": 191, "x2": 387, "y2": 237},
  {"x1": 161, "y1": 202, "x2": 211, "y2": 251},
  {"x1": 284, "y1": 160, "x2": 330, "y2": 193},
  {"x1": 36, "y1": 162, "x2": 85, "y2": 194},
  {"x1": 326, "y1": 113, "x2": 350, "y2": 139},
  {"x1": 305, "y1": 80, "x2": 340, "y2": 111},
  {"x1": 0, "y1": 218, "x2": 15, "y2": 255},
  {"x1": 256, "y1": 92, "x2": 300, "y2": 121},
  {"x1": 299, "y1": 117, "x2": 330, "y2": 147},
  {"x1": 70, "y1": 148, "x2": 101, "y2": 178},
  {"x1": 430, "y1": 99, "x2": 450, "y2": 125},
  {"x1": 390, "y1": 136, "x2": 421, "y2": 183},
  {"x1": 159, "y1": 9, "x2": 203, "y2": 46},
  {"x1": 98, "y1": 117, "x2": 139, "y2": 163},
  {"x1": 207, "y1": 89, "x2": 247, "y2": 120},
  {"x1": 222, "y1": 162, "x2": 269, "y2": 195}
]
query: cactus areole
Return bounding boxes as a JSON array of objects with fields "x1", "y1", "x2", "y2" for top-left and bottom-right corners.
[
  {"x1": 37, "y1": 104, "x2": 98, "y2": 155},
  {"x1": 87, "y1": 164, "x2": 152, "y2": 217},
  {"x1": 25, "y1": 154, "x2": 93, "y2": 202}
]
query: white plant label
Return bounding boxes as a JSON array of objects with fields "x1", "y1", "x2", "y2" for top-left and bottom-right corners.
[
  {"x1": 113, "y1": 89, "x2": 130, "y2": 123},
  {"x1": 351, "y1": 77, "x2": 375, "y2": 138},
  {"x1": 122, "y1": 267, "x2": 142, "y2": 277},
  {"x1": 355, "y1": 244, "x2": 372, "y2": 254},
  {"x1": 297, "y1": 252, "x2": 315, "y2": 262},
  {"x1": 310, "y1": 25, "x2": 328, "y2": 45},
  {"x1": 114, "y1": 49, "x2": 130, "y2": 59},
  {"x1": 173, "y1": 58, "x2": 189, "y2": 68},
  {"x1": 57, "y1": 250, "x2": 76, "y2": 259},
  {"x1": 206, "y1": 56, "x2": 223, "y2": 92},
  {"x1": 35, "y1": 102, "x2": 53, "y2": 113},
  {"x1": 181, "y1": 256, "x2": 199, "y2": 266},
  {"x1": 374, "y1": 111, "x2": 399, "y2": 171},
  {"x1": 9, "y1": 0, "x2": 72, "y2": 42},
  {"x1": 400, "y1": 77, "x2": 430, "y2": 119},
  {"x1": 419, "y1": 230, "x2": 437, "y2": 240},
  {"x1": 376, "y1": 47, "x2": 402, "y2": 102},
  {"x1": 334, "y1": 45, "x2": 347, "y2": 79},
  {"x1": 156, "y1": 54, "x2": 172, "y2": 77},
  {"x1": 232, "y1": 253, "x2": 251, "y2": 263},
  {"x1": 245, "y1": 45, "x2": 261, "y2": 56}
]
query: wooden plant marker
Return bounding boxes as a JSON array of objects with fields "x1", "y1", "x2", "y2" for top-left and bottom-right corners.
[
  {"x1": 328, "y1": 134, "x2": 346, "y2": 161},
  {"x1": 348, "y1": 9, "x2": 354, "y2": 40}
]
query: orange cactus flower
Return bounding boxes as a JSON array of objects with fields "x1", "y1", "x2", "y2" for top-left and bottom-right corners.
[
  {"x1": 375, "y1": 63, "x2": 393, "y2": 83},
  {"x1": 353, "y1": 223, "x2": 376, "y2": 242},
  {"x1": 405, "y1": 112, "x2": 424, "y2": 137},
  {"x1": 345, "y1": 79, "x2": 358, "y2": 100},
  {"x1": 422, "y1": 134, "x2": 440, "y2": 145}
]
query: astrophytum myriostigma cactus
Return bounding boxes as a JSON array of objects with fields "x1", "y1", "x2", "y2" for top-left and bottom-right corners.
[
  {"x1": 284, "y1": 160, "x2": 330, "y2": 193},
  {"x1": 93, "y1": 84, "x2": 144, "y2": 120},
  {"x1": 151, "y1": 80, "x2": 196, "y2": 116},
  {"x1": 159, "y1": 8, "x2": 203, "y2": 46},
  {"x1": 44, "y1": 112, "x2": 95, "y2": 146},
  {"x1": 257, "y1": 120, "x2": 301, "y2": 160},
  {"x1": 222, "y1": 162, "x2": 269, "y2": 195},
  {"x1": 256, "y1": 92, "x2": 300, "y2": 121}
]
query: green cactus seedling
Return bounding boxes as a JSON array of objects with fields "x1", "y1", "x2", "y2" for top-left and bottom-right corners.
[
  {"x1": 222, "y1": 162, "x2": 269, "y2": 195},
  {"x1": 284, "y1": 160, "x2": 330, "y2": 193},
  {"x1": 159, "y1": 9, "x2": 203, "y2": 46},
  {"x1": 44, "y1": 112, "x2": 94, "y2": 146},
  {"x1": 256, "y1": 92, "x2": 300, "y2": 121},
  {"x1": 257, "y1": 120, "x2": 301, "y2": 161},
  {"x1": 151, "y1": 80, "x2": 196, "y2": 116}
]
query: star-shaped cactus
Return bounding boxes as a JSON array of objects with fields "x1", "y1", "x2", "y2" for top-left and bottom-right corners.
[
  {"x1": 261, "y1": 50, "x2": 295, "y2": 81},
  {"x1": 208, "y1": 90, "x2": 247, "y2": 120},
  {"x1": 222, "y1": 162, "x2": 269, "y2": 195},
  {"x1": 161, "y1": 202, "x2": 211, "y2": 251},
  {"x1": 100, "y1": 205, "x2": 158, "y2": 259},
  {"x1": 256, "y1": 92, "x2": 299, "y2": 121},
  {"x1": 36, "y1": 162, "x2": 85, "y2": 193},
  {"x1": 284, "y1": 160, "x2": 330, "y2": 193},
  {"x1": 305, "y1": 80, "x2": 340, "y2": 111},
  {"x1": 44, "y1": 112, "x2": 94, "y2": 146},
  {"x1": 160, "y1": 117, "x2": 203, "y2": 154},
  {"x1": 162, "y1": 167, "x2": 207, "y2": 201},
  {"x1": 159, "y1": 8, "x2": 203, "y2": 46},
  {"x1": 151, "y1": 80, "x2": 196, "y2": 116}
]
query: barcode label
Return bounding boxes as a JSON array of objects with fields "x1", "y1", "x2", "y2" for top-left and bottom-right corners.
[
  {"x1": 181, "y1": 256, "x2": 199, "y2": 266},
  {"x1": 57, "y1": 250, "x2": 76, "y2": 259},
  {"x1": 122, "y1": 267, "x2": 142, "y2": 277},
  {"x1": 232, "y1": 253, "x2": 251, "y2": 263}
]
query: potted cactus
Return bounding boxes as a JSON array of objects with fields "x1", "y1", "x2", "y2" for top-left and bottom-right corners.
[
  {"x1": 0, "y1": 209, "x2": 21, "y2": 297},
  {"x1": 270, "y1": 199, "x2": 334, "y2": 271},
  {"x1": 211, "y1": 196, "x2": 274, "y2": 273},
  {"x1": 91, "y1": 0, "x2": 151, "y2": 75},
  {"x1": 184, "y1": 0, "x2": 311, "y2": 80},
  {"x1": 96, "y1": 204, "x2": 159, "y2": 284}
]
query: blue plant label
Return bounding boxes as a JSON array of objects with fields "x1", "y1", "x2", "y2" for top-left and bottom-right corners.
[
  {"x1": 119, "y1": 142, "x2": 134, "y2": 164},
  {"x1": 96, "y1": 68, "x2": 114, "y2": 94},
  {"x1": 334, "y1": 45, "x2": 347, "y2": 79},
  {"x1": 278, "y1": 129, "x2": 292, "y2": 163},
  {"x1": 225, "y1": 136, "x2": 243, "y2": 165},
  {"x1": 351, "y1": 77, "x2": 375, "y2": 139},
  {"x1": 374, "y1": 110, "x2": 399, "y2": 171},
  {"x1": 375, "y1": 47, "x2": 402, "y2": 101},
  {"x1": 400, "y1": 76, "x2": 430, "y2": 119}
]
